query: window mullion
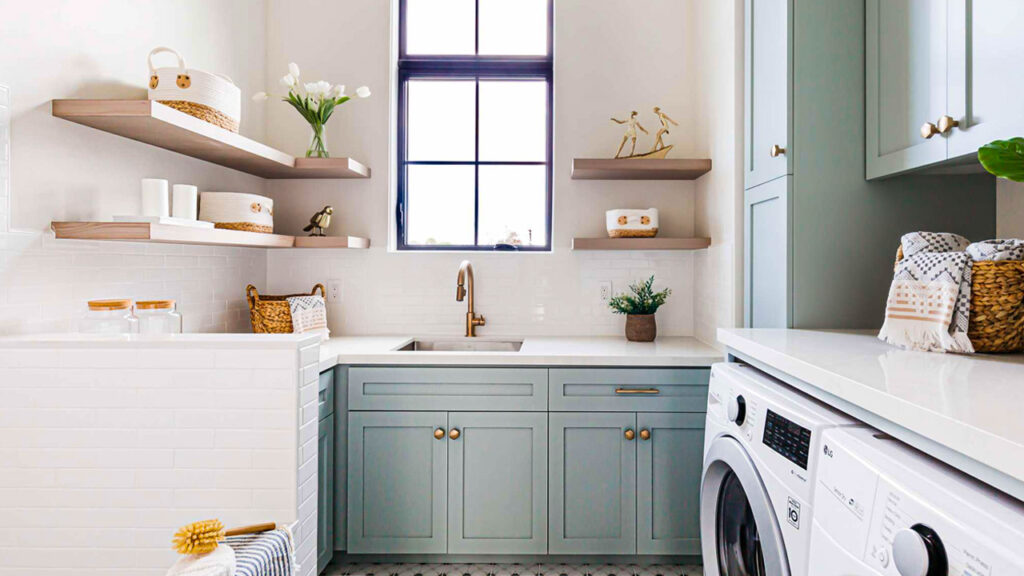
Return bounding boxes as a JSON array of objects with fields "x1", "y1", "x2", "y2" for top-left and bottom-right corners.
[{"x1": 473, "y1": 77, "x2": 481, "y2": 247}]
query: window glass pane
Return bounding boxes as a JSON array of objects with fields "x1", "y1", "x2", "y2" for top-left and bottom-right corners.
[
  {"x1": 478, "y1": 0, "x2": 549, "y2": 56},
  {"x1": 478, "y1": 165, "x2": 547, "y2": 246},
  {"x1": 479, "y1": 80, "x2": 547, "y2": 162},
  {"x1": 406, "y1": 0, "x2": 475, "y2": 55},
  {"x1": 408, "y1": 80, "x2": 476, "y2": 161},
  {"x1": 406, "y1": 165, "x2": 476, "y2": 246}
]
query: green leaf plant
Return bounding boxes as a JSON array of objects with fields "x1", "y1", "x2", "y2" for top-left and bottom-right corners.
[
  {"x1": 608, "y1": 275, "x2": 672, "y2": 315},
  {"x1": 979, "y1": 137, "x2": 1024, "y2": 182}
]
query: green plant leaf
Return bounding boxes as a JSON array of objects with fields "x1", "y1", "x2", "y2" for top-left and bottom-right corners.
[
  {"x1": 607, "y1": 275, "x2": 671, "y2": 315},
  {"x1": 979, "y1": 138, "x2": 1024, "y2": 182}
]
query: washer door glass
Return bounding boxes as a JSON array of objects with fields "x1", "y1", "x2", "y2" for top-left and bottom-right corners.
[{"x1": 717, "y1": 471, "x2": 766, "y2": 575}]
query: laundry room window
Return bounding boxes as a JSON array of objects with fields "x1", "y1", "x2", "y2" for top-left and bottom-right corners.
[{"x1": 397, "y1": 0, "x2": 554, "y2": 251}]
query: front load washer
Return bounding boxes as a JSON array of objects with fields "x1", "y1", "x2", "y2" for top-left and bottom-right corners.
[
  {"x1": 810, "y1": 425, "x2": 1024, "y2": 575},
  {"x1": 701, "y1": 363, "x2": 861, "y2": 576}
]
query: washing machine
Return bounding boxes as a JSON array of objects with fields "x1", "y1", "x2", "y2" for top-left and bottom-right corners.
[
  {"x1": 701, "y1": 363, "x2": 861, "y2": 576},
  {"x1": 810, "y1": 425, "x2": 1024, "y2": 575}
]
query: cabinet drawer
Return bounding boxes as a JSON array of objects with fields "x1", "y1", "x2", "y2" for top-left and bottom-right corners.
[
  {"x1": 319, "y1": 369, "x2": 335, "y2": 420},
  {"x1": 349, "y1": 367, "x2": 548, "y2": 411},
  {"x1": 549, "y1": 368, "x2": 709, "y2": 412}
]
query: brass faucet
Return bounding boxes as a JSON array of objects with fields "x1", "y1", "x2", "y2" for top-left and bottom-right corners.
[{"x1": 456, "y1": 260, "x2": 486, "y2": 337}]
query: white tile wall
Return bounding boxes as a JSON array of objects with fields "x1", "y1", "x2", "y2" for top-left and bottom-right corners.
[
  {"x1": 0, "y1": 84, "x2": 9, "y2": 234},
  {"x1": 0, "y1": 339, "x2": 317, "y2": 576}
]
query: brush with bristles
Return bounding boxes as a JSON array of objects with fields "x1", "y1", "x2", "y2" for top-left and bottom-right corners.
[{"x1": 172, "y1": 519, "x2": 278, "y2": 555}]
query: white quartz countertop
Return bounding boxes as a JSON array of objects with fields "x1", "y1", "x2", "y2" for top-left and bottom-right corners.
[
  {"x1": 719, "y1": 328, "x2": 1024, "y2": 494},
  {"x1": 318, "y1": 335, "x2": 722, "y2": 371}
]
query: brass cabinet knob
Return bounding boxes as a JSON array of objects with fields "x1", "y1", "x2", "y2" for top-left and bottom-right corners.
[
  {"x1": 449, "y1": 428, "x2": 461, "y2": 440},
  {"x1": 434, "y1": 428, "x2": 446, "y2": 440},
  {"x1": 624, "y1": 429, "x2": 636, "y2": 441},
  {"x1": 920, "y1": 122, "x2": 940, "y2": 139},
  {"x1": 770, "y1": 144, "x2": 786, "y2": 157},
  {"x1": 640, "y1": 429, "x2": 651, "y2": 441},
  {"x1": 938, "y1": 115, "x2": 960, "y2": 134}
]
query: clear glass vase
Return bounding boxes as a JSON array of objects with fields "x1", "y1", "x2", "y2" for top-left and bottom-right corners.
[{"x1": 307, "y1": 123, "x2": 329, "y2": 158}]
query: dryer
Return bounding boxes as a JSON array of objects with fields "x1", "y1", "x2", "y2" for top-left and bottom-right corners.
[
  {"x1": 701, "y1": 363, "x2": 861, "y2": 576},
  {"x1": 810, "y1": 425, "x2": 1024, "y2": 575}
]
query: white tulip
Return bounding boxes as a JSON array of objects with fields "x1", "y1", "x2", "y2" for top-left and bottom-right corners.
[
  {"x1": 330, "y1": 84, "x2": 346, "y2": 98},
  {"x1": 281, "y1": 74, "x2": 296, "y2": 88},
  {"x1": 356, "y1": 86, "x2": 371, "y2": 98},
  {"x1": 289, "y1": 62, "x2": 301, "y2": 79},
  {"x1": 317, "y1": 80, "x2": 332, "y2": 96},
  {"x1": 251, "y1": 91, "x2": 269, "y2": 101},
  {"x1": 304, "y1": 82, "x2": 322, "y2": 97}
]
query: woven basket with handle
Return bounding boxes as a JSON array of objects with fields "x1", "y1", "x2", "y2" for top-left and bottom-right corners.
[
  {"x1": 895, "y1": 246, "x2": 1024, "y2": 352},
  {"x1": 246, "y1": 284, "x2": 326, "y2": 334}
]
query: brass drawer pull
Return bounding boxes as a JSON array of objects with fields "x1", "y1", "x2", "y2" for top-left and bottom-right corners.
[
  {"x1": 448, "y1": 428, "x2": 461, "y2": 440},
  {"x1": 624, "y1": 429, "x2": 636, "y2": 441},
  {"x1": 640, "y1": 429, "x2": 651, "y2": 441},
  {"x1": 615, "y1": 388, "x2": 660, "y2": 395},
  {"x1": 434, "y1": 428, "x2": 446, "y2": 440}
]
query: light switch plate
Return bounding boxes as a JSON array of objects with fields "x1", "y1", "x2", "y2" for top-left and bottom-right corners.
[
  {"x1": 328, "y1": 280, "x2": 342, "y2": 303},
  {"x1": 599, "y1": 281, "x2": 613, "y2": 301}
]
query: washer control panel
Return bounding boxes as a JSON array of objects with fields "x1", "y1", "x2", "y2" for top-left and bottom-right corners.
[{"x1": 763, "y1": 409, "x2": 812, "y2": 470}]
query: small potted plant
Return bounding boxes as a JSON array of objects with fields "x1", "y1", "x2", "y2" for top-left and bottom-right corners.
[
  {"x1": 979, "y1": 137, "x2": 1024, "y2": 181},
  {"x1": 608, "y1": 275, "x2": 671, "y2": 342}
]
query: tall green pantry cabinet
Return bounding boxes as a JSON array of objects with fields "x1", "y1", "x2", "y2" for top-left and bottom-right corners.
[{"x1": 743, "y1": 0, "x2": 996, "y2": 329}]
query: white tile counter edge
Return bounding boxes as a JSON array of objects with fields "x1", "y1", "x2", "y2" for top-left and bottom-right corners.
[
  {"x1": 718, "y1": 328, "x2": 1024, "y2": 501},
  {"x1": 317, "y1": 335, "x2": 723, "y2": 371}
]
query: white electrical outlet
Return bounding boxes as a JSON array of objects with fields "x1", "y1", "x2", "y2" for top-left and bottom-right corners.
[
  {"x1": 599, "y1": 281, "x2": 613, "y2": 301},
  {"x1": 328, "y1": 280, "x2": 342, "y2": 303}
]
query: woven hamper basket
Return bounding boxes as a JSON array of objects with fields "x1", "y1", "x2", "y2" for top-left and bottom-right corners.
[
  {"x1": 247, "y1": 284, "x2": 325, "y2": 334},
  {"x1": 895, "y1": 246, "x2": 1024, "y2": 352}
]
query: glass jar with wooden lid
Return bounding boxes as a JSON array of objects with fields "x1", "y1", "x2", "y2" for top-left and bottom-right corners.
[
  {"x1": 135, "y1": 300, "x2": 182, "y2": 334},
  {"x1": 80, "y1": 299, "x2": 139, "y2": 334}
]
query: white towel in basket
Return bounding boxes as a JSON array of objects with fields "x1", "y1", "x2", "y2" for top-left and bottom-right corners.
[{"x1": 286, "y1": 295, "x2": 329, "y2": 341}]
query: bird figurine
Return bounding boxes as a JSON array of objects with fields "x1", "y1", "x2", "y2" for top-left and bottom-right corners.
[{"x1": 304, "y1": 206, "x2": 334, "y2": 237}]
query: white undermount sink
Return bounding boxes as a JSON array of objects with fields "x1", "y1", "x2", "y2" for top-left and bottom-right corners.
[{"x1": 396, "y1": 339, "x2": 524, "y2": 352}]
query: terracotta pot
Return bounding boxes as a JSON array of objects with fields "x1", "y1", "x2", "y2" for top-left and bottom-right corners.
[{"x1": 625, "y1": 314, "x2": 657, "y2": 342}]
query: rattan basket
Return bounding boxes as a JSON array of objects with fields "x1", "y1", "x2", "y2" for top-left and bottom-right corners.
[
  {"x1": 895, "y1": 246, "x2": 1024, "y2": 352},
  {"x1": 247, "y1": 284, "x2": 325, "y2": 334}
]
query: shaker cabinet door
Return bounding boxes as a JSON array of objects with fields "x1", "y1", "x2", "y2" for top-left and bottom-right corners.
[
  {"x1": 946, "y1": 0, "x2": 1024, "y2": 158},
  {"x1": 636, "y1": 413, "x2": 705, "y2": 555},
  {"x1": 316, "y1": 413, "x2": 335, "y2": 574},
  {"x1": 744, "y1": 0, "x2": 791, "y2": 189},
  {"x1": 447, "y1": 412, "x2": 548, "y2": 554},
  {"x1": 744, "y1": 176, "x2": 791, "y2": 328},
  {"x1": 866, "y1": 0, "x2": 949, "y2": 178},
  {"x1": 549, "y1": 412, "x2": 637, "y2": 555},
  {"x1": 347, "y1": 411, "x2": 448, "y2": 554}
]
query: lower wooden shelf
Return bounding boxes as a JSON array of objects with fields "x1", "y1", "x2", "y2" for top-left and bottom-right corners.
[
  {"x1": 51, "y1": 222, "x2": 370, "y2": 249},
  {"x1": 572, "y1": 237, "x2": 711, "y2": 251}
]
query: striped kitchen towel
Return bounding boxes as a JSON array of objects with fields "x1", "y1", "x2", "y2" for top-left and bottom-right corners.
[
  {"x1": 878, "y1": 232, "x2": 974, "y2": 353},
  {"x1": 225, "y1": 528, "x2": 295, "y2": 576},
  {"x1": 286, "y1": 294, "x2": 330, "y2": 341},
  {"x1": 967, "y1": 238, "x2": 1024, "y2": 262}
]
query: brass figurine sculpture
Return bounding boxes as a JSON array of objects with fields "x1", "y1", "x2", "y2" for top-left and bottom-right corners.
[
  {"x1": 610, "y1": 106, "x2": 676, "y2": 159},
  {"x1": 303, "y1": 205, "x2": 333, "y2": 237}
]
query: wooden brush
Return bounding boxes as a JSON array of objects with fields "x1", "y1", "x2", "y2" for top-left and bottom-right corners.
[{"x1": 172, "y1": 519, "x2": 277, "y2": 555}]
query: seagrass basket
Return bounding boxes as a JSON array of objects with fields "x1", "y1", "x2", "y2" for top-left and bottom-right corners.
[
  {"x1": 247, "y1": 284, "x2": 325, "y2": 334},
  {"x1": 895, "y1": 246, "x2": 1024, "y2": 352}
]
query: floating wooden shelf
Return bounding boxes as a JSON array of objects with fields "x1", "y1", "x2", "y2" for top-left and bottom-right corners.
[
  {"x1": 51, "y1": 100, "x2": 370, "y2": 180},
  {"x1": 51, "y1": 222, "x2": 370, "y2": 250},
  {"x1": 571, "y1": 158, "x2": 712, "y2": 180},
  {"x1": 572, "y1": 237, "x2": 711, "y2": 251}
]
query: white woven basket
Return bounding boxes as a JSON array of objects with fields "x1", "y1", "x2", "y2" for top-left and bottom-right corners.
[
  {"x1": 199, "y1": 192, "x2": 274, "y2": 234},
  {"x1": 147, "y1": 47, "x2": 241, "y2": 132}
]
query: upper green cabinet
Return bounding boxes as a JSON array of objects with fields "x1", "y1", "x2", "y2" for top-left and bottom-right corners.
[
  {"x1": 867, "y1": 0, "x2": 1024, "y2": 178},
  {"x1": 744, "y1": 0, "x2": 792, "y2": 189}
]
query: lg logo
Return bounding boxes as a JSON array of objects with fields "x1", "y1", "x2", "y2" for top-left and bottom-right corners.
[{"x1": 823, "y1": 444, "x2": 834, "y2": 458}]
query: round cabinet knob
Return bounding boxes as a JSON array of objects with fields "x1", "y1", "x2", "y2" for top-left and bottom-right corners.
[
  {"x1": 624, "y1": 429, "x2": 636, "y2": 441},
  {"x1": 639, "y1": 429, "x2": 651, "y2": 441},
  {"x1": 893, "y1": 525, "x2": 947, "y2": 576},
  {"x1": 770, "y1": 144, "x2": 786, "y2": 157},
  {"x1": 920, "y1": 122, "x2": 940, "y2": 139},
  {"x1": 448, "y1": 428, "x2": 461, "y2": 440},
  {"x1": 938, "y1": 115, "x2": 960, "y2": 134},
  {"x1": 727, "y1": 395, "x2": 747, "y2": 426},
  {"x1": 434, "y1": 428, "x2": 446, "y2": 440}
]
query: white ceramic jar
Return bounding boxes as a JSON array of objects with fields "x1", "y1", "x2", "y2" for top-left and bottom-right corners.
[
  {"x1": 80, "y1": 300, "x2": 139, "y2": 334},
  {"x1": 136, "y1": 300, "x2": 182, "y2": 334}
]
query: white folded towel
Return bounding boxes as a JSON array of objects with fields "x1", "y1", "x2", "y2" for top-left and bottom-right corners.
[
  {"x1": 286, "y1": 294, "x2": 330, "y2": 341},
  {"x1": 166, "y1": 544, "x2": 236, "y2": 576}
]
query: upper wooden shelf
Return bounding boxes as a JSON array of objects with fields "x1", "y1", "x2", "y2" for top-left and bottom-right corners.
[
  {"x1": 572, "y1": 158, "x2": 712, "y2": 180},
  {"x1": 51, "y1": 100, "x2": 370, "y2": 180},
  {"x1": 51, "y1": 221, "x2": 370, "y2": 250},
  {"x1": 572, "y1": 237, "x2": 711, "y2": 251}
]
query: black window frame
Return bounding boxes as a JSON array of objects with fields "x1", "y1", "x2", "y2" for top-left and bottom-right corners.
[{"x1": 396, "y1": 0, "x2": 554, "y2": 252}]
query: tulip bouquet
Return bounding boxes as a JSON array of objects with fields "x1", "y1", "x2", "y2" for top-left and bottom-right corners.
[{"x1": 253, "y1": 63, "x2": 371, "y2": 158}]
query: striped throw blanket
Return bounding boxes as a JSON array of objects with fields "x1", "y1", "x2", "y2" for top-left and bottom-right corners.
[
  {"x1": 225, "y1": 529, "x2": 295, "y2": 576},
  {"x1": 878, "y1": 232, "x2": 974, "y2": 353}
]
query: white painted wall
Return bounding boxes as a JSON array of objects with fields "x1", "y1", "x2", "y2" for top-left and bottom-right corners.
[
  {"x1": 263, "y1": 0, "x2": 703, "y2": 338},
  {"x1": 0, "y1": 0, "x2": 269, "y2": 334}
]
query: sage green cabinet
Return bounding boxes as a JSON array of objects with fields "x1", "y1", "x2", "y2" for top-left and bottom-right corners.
[
  {"x1": 744, "y1": 0, "x2": 792, "y2": 189},
  {"x1": 316, "y1": 413, "x2": 335, "y2": 573},
  {"x1": 744, "y1": 176, "x2": 791, "y2": 328}
]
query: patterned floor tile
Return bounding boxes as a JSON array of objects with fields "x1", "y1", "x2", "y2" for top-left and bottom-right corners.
[{"x1": 325, "y1": 563, "x2": 702, "y2": 576}]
